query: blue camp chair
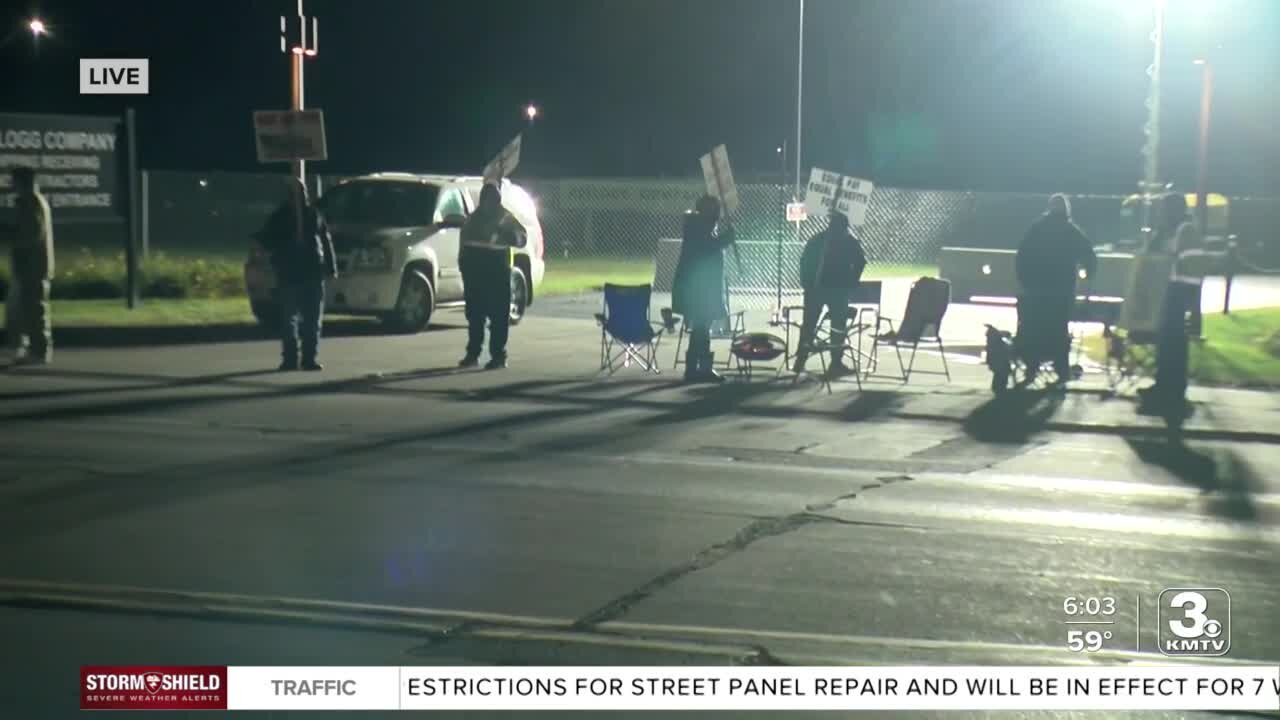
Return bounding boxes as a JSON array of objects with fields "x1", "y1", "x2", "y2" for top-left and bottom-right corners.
[{"x1": 595, "y1": 283, "x2": 669, "y2": 375}]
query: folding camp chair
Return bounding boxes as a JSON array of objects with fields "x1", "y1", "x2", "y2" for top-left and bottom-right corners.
[
  {"x1": 1103, "y1": 252, "x2": 1180, "y2": 392},
  {"x1": 847, "y1": 280, "x2": 884, "y2": 376},
  {"x1": 780, "y1": 304, "x2": 864, "y2": 395},
  {"x1": 670, "y1": 283, "x2": 746, "y2": 371},
  {"x1": 874, "y1": 277, "x2": 952, "y2": 383},
  {"x1": 595, "y1": 283, "x2": 668, "y2": 375}
]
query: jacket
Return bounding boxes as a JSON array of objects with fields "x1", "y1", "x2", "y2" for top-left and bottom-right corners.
[
  {"x1": 459, "y1": 207, "x2": 525, "y2": 281},
  {"x1": 799, "y1": 227, "x2": 866, "y2": 292},
  {"x1": 259, "y1": 201, "x2": 338, "y2": 284},
  {"x1": 1016, "y1": 212, "x2": 1096, "y2": 297},
  {"x1": 10, "y1": 191, "x2": 54, "y2": 280},
  {"x1": 671, "y1": 210, "x2": 733, "y2": 325}
]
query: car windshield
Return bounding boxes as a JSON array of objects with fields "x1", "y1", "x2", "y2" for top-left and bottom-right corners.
[{"x1": 319, "y1": 180, "x2": 440, "y2": 227}]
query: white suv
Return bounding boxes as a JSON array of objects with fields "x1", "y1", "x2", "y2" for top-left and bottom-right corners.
[{"x1": 245, "y1": 173, "x2": 545, "y2": 332}]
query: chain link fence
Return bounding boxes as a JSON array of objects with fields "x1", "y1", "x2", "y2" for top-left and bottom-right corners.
[{"x1": 125, "y1": 170, "x2": 1280, "y2": 307}]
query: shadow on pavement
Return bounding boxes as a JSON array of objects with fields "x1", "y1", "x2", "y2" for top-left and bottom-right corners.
[
  {"x1": 1125, "y1": 437, "x2": 1261, "y2": 522},
  {"x1": 0, "y1": 368, "x2": 281, "y2": 402},
  {"x1": 963, "y1": 389, "x2": 1065, "y2": 444},
  {"x1": 2, "y1": 318, "x2": 464, "y2": 349},
  {"x1": 0, "y1": 365, "x2": 470, "y2": 424},
  {"x1": 841, "y1": 390, "x2": 903, "y2": 422}
]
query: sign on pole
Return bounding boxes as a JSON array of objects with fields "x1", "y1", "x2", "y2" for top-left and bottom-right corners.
[
  {"x1": 785, "y1": 202, "x2": 808, "y2": 223},
  {"x1": 699, "y1": 144, "x2": 739, "y2": 216},
  {"x1": 253, "y1": 110, "x2": 327, "y2": 163},
  {"x1": 483, "y1": 133, "x2": 522, "y2": 185},
  {"x1": 803, "y1": 167, "x2": 874, "y2": 226}
]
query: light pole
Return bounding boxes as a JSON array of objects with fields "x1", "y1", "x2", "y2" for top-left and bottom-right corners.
[
  {"x1": 280, "y1": 0, "x2": 318, "y2": 186},
  {"x1": 1138, "y1": 0, "x2": 1167, "y2": 234},
  {"x1": 795, "y1": 0, "x2": 804, "y2": 201},
  {"x1": 1192, "y1": 57, "x2": 1213, "y2": 238}
]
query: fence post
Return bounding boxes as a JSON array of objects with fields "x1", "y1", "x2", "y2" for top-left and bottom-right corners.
[
  {"x1": 140, "y1": 169, "x2": 150, "y2": 260},
  {"x1": 1223, "y1": 237, "x2": 1236, "y2": 315},
  {"x1": 124, "y1": 108, "x2": 141, "y2": 309}
]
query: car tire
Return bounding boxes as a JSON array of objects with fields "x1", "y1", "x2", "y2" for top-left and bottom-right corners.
[
  {"x1": 251, "y1": 300, "x2": 280, "y2": 331},
  {"x1": 509, "y1": 266, "x2": 530, "y2": 325},
  {"x1": 384, "y1": 269, "x2": 435, "y2": 333}
]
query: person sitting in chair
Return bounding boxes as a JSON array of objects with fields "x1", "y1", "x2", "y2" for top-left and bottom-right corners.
[{"x1": 794, "y1": 212, "x2": 867, "y2": 376}]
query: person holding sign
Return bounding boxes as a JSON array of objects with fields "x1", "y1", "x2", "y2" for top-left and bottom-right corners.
[
  {"x1": 259, "y1": 178, "x2": 338, "y2": 371},
  {"x1": 672, "y1": 195, "x2": 734, "y2": 383},
  {"x1": 459, "y1": 183, "x2": 526, "y2": 370},
  {"x1": 5, "y1": 167, "x2": 55, "y2": 365},
  {"x1": 794, "y1": 212, "x2": 867, "y2": 376},
  {"x1": 1136, "y1": 193, "x2": 1201, "y2": 416},
  {"x1": 1014, "y1": 194, "x2": 1096, "y2": 387}
]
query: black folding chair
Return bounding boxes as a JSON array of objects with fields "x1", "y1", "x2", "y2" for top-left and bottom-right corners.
[{"x1": 875, "y1": 277, "x2": 952, "y2": 383}]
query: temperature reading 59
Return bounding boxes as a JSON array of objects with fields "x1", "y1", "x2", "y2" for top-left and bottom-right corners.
[{"x1": 1067, "y1": 629, "x2": 1112, "y2": 652}]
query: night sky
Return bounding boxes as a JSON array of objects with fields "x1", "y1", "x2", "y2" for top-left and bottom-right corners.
[{"x1": 4, "y1": 0, "x2": 1277, "y2": 194}]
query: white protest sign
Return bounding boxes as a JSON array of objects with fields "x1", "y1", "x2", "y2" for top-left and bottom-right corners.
[
  {"x1": 483, "y1": 133, "x2": 522, "y2": 184},
  {"x1": 804, "y1": 167, "x2": 874, "y2": 226},
  {"x1": 699, "y1": 144, "x2": 739, "y2": 216},
  {"x1": 253, "y1": 110, "x2": 328, "y2": 163}
]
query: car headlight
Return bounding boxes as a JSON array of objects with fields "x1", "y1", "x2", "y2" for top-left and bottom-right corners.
[{"x1": 350, "y1": 246, "x2": 392, "y2": 271}]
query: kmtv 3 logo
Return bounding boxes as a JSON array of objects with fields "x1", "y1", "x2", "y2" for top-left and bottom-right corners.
[{"x1": 1159, "y1": 588, "x2": 1231, "y2": 656}]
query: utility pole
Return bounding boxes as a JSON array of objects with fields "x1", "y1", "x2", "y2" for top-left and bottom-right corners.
[
  {"x1": 281, "y1": 0, "x2": 317, "y2": 186},
  {"x1": 1138, "y1": 0, "x2": 1166, "y2": 234},
  {"x1": 1193, "y1": 58, "x2": 1214, "y2": 239},
  {"x1": 795, "y1": 0, "x2": 804, "y2": 201}
]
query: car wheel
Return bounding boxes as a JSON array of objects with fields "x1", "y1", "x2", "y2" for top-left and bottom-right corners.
[
  {"x1": 509, "y1": 266, "x2": 529, "y2": 325},
  {"x1": 251, "y1": 300, "x2": 280, "y2": 331},
  {"x1": 385, "y1": 269, "x2": 435, "y2": 333}
]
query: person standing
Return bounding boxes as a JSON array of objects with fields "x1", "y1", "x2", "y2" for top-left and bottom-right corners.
[
  {"x1": 1014, "y1": 193, "x2": 1096, "y2": 386},
  {"x1": 1138, "y1": 193, "x2": 1201, "y2": 415},
  {"x1": 672, "y1": 194, "x2": 734, "y2": 383},
  {"x1": 794, "y1": 212, "x2": 866, "y2": 376},
  {"x1": 459, "y1": 183, "x2": 526, "y2": 370},
  {"x1": 5, "y1": 167, "x2": 55, "y2": 364},
  {"x1": 261, "y1": 177, "x2": 337, "y2": 371}
]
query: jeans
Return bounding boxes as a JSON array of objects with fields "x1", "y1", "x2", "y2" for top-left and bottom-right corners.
[
  {"x1": 7, "y1": 273, "x2": 51, "y2": 357},
  {"x1": 797, "y1": 289, "x2": 849, "y2": 368},
  {"x1": 685, "y1": 323, "x2": 712, "y2": 370},
  {"x1": 1016, "y1": 293, "x2": 1073, "y2": 379},
  {"x1": 464, "y1": 275, "x2": 511, "y2": 361},
  {"x1": 1154, "y1": 282, "x2": 1195, "y2": 398},
  {"x1": 280, "y1": 279, "x2": 325, "y2": 363}
]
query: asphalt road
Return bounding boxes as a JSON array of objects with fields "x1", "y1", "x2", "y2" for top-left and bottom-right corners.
[{"x1": 1, "y1": 308, "x2": 1278, "y2": 719}]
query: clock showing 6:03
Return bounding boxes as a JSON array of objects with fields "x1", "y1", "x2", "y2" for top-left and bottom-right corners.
[{"x1": 1063, "y1": 596, "x2": 1118, "y2": 617}]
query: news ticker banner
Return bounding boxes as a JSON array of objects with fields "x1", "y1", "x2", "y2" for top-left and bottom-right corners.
[{"x1": 82, "y1": 666, "x2": 1280, "y2": 712}]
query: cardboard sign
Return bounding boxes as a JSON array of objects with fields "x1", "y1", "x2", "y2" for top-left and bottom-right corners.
[
  {"x1": 483, "y1": 133, "x2": 522, "y2": 184},
  {"x1": 803, "y1": 168, "x2": 873, "y2": 226},
  {"x1": 253, "y1": 110, "x2": 327, "y2": 162},
  {"x1": 699, "y1": 144, "x2": 739, "y2": 216}
]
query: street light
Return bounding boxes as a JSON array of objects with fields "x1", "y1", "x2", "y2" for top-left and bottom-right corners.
[
  {"x1": 525, "y1": 104, "x2": 539, "y2": 123},
  {"x1": 28, "y1": 18, "x2": 46, "y2": 36}
]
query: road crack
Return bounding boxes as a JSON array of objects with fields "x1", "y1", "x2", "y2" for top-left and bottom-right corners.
[{"x1": 571, "y1": 486, "x2": 921, "y2": 631}]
